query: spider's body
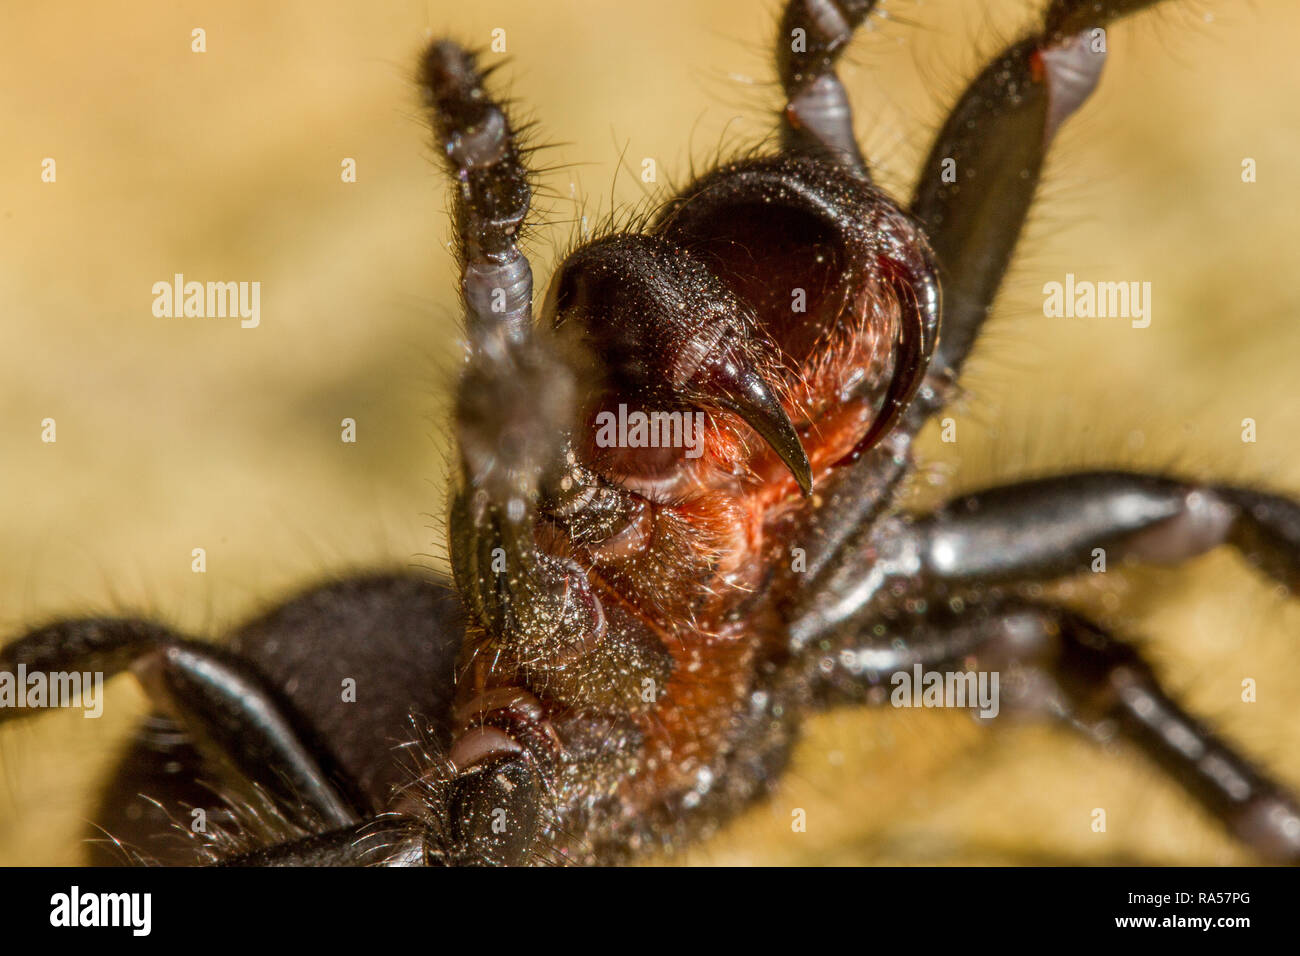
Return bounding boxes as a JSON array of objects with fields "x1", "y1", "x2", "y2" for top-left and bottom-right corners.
[
  {"x1": 481, "y1": 152, "x2": 939, "y2": 850},
  {"x1": 4, "y1": 0, "x2": 1300, "y2": 866}
]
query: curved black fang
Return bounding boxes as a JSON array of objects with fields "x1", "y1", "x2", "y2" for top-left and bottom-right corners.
[{"x1": 710, "y1": 362, "x2": 814, "y2": 497}]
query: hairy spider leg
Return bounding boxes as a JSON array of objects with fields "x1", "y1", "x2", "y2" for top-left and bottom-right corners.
[
  {"x1": 0, "y1": 615, "x2": 362, "y2": 842},
  {"x1": 813, "y1": 600, "x2": 1300, "y2": 863},
  {"x1": 426, "y1": 40, "x2": 664, "y2": 866},
  {"x1": 9, "y1": 575, "x2": 463, "y2": 866},
  {"x1": 774, "y1": 0, "x2": 1300, "y2": 863},
  {"x1": 776, "y1": 0, "x2": 879, "y2": 173}
]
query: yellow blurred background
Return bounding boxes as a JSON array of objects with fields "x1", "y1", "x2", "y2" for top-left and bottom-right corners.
[{"x1": 2, "y1": 0, "x2": 1299, "y2": 865}]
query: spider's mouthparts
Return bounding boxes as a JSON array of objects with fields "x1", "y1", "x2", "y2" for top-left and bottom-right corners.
[{"x1": 697, "y1": 358, "x2": 814, "y2": 497}]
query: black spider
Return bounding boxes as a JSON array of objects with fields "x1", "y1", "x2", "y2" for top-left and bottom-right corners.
[{"x1": 2, "y1": 0, "x2": 1299, "y2": 866}]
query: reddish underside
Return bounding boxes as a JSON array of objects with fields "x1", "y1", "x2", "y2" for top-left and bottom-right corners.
[{"x1": 602, "y1": 288, "x2": 901, "y2": 809}]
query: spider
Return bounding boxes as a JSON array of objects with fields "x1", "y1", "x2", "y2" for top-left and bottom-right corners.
[{"x1": 2, "y1": 0, "x2": 1299, "y2": 866}]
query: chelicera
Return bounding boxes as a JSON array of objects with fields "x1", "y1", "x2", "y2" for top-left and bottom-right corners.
[{"x1": 3, "y1": 0, "x2": 1299, "y2": 865}]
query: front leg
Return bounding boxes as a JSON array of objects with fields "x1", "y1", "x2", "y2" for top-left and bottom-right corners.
[
  {"x1": 0, "y1": 618, "x2": 364, "y2": 835},
  {"x1": 912, "y1": 0, "x2": 1172, "y2": 407},
  {"x1": 775, "y1": 0, "x2": 877, "y2": 172},
  {"x1": 810, "y1": 600, "x2": 1300, "y2": 863},
  {"x1": 423, "y1": 41, "x2": 669, "y2": 866},
  {"x1": 792, "y1": 470, "x2": 1300, "y2": 644},
  {"x1": 913, "y1": 471, "x2": 1300, "y2": 589}
]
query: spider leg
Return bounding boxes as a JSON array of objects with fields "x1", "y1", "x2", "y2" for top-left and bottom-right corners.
[
  {"x1": 425, "y1": 40, "x2": 609, "y2": 673},
  {"x1": 421, "y1": 40, "x2": 533, "y2": 347},
  {"x1": 217, "y1": 817, "x2": 429, "y2": 867},
  {"x1": 911, "y1": 0, "x2": 1168, "y2": 405},
  {"x1": 0, "y1": 618, "x2": 363, "y2": 834},
  {"x1": 760, "y1": 0, "x2": 1154, "y2": 621},
  {"x1": 792, "y1": 471, "x2": 1300, "y2": 643},
  {"x1": 775, "y1": 0, "x2": 878, "y2": 173},
  {"x1": 87, "y1": 574, "x2": 463, "y2": 865},
  {"x1": 426, "y1": 41, "x2": 666, "y2": 865},
  {"x1": 909, "y1": 472, "x2": 1300, "y2": 589},
  {"x1": 810, "y1": 601, "x2": 1300, "y2": 863}
]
